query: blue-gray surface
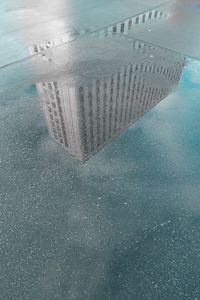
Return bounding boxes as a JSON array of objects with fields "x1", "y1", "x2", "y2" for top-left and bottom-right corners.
[
  {"x1": 1, "y1": 57, "x2": 200, "y2": 299},
  {"x1": 1, "y1": 0, "x2": 200, "y2": 67},
  {"x1": 0, "y1": 0, "x2": 166, "y2": 66},
  {"x1": 1, "y1": 0, "x2": 200, "y2": 299}
]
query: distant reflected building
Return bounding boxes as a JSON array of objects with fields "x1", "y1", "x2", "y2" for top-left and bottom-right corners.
[
  {"x1": 29, "y1": 6, "x2": 167, "y2": 55},
  {"x1": 36, "y1": 41, "x2": 185, "y2": 161}
]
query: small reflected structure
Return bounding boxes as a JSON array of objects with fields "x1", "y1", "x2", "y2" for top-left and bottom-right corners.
[{"x1": 36, "y1": 38, "x2": 185, "y2": 161}]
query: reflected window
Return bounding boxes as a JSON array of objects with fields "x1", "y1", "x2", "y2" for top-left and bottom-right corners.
[
  {"x1": 112, "y1": 25, "x2": 117, "y2": 33},
  {"x1": 120, "y1": 23, "x2": 125, "y2": 32}
]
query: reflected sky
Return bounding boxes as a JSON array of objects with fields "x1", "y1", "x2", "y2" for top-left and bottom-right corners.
[{"x1": 1, "y1": 1, "x2": 200, "y2": 299}]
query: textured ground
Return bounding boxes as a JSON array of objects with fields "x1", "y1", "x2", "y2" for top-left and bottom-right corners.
[{"x1": 1, "y1": 1, "x2": 200, "y2": 299}]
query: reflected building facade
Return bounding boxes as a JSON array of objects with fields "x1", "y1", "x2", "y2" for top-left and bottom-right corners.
[
  {"x1": 36, "y1": 40, "x2": 185, "y2": 161},
  {"x1": 29, "y1": 6, "x2": 167, "y2": 55}
]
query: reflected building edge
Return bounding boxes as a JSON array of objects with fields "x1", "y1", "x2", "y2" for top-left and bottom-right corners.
[{"x1": 36, "y1": 41, "x2": 185, "y2": 161}]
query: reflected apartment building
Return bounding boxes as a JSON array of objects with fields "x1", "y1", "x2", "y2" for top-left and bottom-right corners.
[
  {"x1": 36, "y1": 41, "x2": 185, "y2": 161},
  {"x1": 29, "y1": 6, "x2": 167, "y2": 55}
]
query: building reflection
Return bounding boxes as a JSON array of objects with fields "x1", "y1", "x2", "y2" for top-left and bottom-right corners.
[
  {"x1": 29, "y1": 5, "x2": 167, "y2": 55},
  {"x1": 36, "y1": 40, "x2": 185, "y2": 161}
]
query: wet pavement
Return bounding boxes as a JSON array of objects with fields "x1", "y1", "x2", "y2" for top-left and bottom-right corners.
[{"x1": 1, "y1": 1, "x2": 200, "y2": 299}]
